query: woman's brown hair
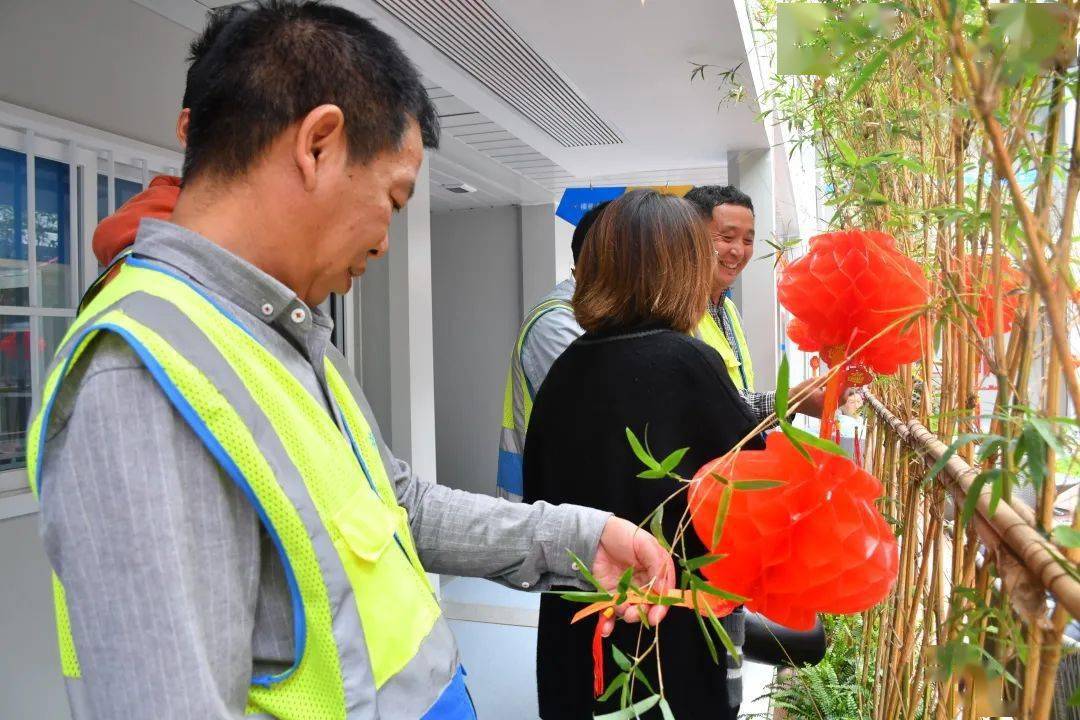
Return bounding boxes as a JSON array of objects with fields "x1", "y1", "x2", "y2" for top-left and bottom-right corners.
[{"x1": 573, "y1": 189, "x2": 713, "y2": 333}]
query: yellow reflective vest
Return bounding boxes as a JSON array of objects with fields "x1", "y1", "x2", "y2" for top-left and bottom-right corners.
[
  {"x1": 28, "y1": 259, "x2": 473, "y2": 720},
  {"x1": 694, "y1": 297, "x2": 755, "y2": 392}
]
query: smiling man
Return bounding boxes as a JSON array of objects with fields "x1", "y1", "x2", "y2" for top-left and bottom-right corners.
[
  {"x1": 27, "y1": 3, "x2": 672, "y2": 719},
  {"x1": 685, "y1": 185, "x2": 824, "y2": 421}
]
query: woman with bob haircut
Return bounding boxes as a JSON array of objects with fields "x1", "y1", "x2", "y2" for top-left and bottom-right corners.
[{"x1": 523, "y1": 189, "x2": 764, "y2": 719}]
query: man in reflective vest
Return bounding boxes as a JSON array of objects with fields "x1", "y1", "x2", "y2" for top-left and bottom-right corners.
[
  {"x1": 28, "y1": 5, "x2": 673, "y2": 719},
  {"x1": 496, "y1": 201, "x2": 610, "y2": 500},
  {"x1": 684, "y1": 185, "x2": 825, "y2": 422}
]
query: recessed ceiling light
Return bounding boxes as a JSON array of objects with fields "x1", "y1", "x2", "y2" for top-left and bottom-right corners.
[{"x1": 444, "y1": 183, "x2": 478, "y2": 194}]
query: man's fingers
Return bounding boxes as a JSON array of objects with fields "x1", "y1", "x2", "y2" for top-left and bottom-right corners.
[
  {"x1": 599, "y1": 615, "x2": 615, "y2": 638},
  {"x1": 647, "y1": 604, "x2": 668, "y2": 627}
]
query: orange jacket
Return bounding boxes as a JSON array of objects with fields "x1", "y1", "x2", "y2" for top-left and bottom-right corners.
[{"x1": 92, "y1": 175, "x2": 181, "y2": 265}]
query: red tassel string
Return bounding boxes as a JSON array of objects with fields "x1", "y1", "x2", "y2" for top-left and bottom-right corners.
[
  {"x1": 592, "y1": 614, "x2": 606, "y2": 697},
  {"x1": 854, "y1": 427, "x2": 863, "y2": 466},
  {"x1": 818, "y1": 368, "x2": 845, "y2": 440}
]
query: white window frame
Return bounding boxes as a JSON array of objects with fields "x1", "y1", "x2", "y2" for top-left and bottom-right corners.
[
  {"x1": 0, "y1": 101, "x2": 182, "y2": 519},
  {"x1": 0, "y1": 101, "x2": 364, "y2": 520}
]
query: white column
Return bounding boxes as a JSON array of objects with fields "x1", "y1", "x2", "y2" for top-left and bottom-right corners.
[
  {"x1": 386, "y1": 157, "x2": 437, "y2": 487},
  {"x1": 518, "y1": 203, "x2": 559, "y2": 314},
  {"x1": 728, "y1": 148, "x2": 779, "y2": 392}
]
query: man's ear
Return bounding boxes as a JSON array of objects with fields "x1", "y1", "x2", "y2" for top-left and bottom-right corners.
[
  {"x1": 294, "y1": 104, "x2": 347, "y2": 192},
  {"x1": 175, "y1": 108, "x2": 190, "y2": 148}
]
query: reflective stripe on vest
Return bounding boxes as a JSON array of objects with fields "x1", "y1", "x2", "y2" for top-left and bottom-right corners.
[
  {"x1": 27, "y1": 261, "x2": 472, "y2": 720},
  {"x1": 694, "y1": 297, "x2": 755, "y2": 392},
  {"x1": 496, "y1": 298, "x2": 573, "y2": 499}
]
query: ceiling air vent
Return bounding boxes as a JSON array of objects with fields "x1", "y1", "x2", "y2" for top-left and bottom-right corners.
[{"x1": 373, "y1": 0, "x2": 623, "y2": 148}]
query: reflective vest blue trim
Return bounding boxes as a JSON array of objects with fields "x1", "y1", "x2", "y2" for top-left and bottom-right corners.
[
  {"x1": 421, "y1": 665, "x2": 476, "y2": 720},
  {"x1": 496, "y1": 449, "x2": 523, "y2": 496},
  {"x1": 37, "y1": 321, "x2": 306, "y2": 687}
]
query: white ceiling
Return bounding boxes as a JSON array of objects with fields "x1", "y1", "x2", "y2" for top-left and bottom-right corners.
[{"x1": 0, "y1": 0, "x2": 761, "y2": 211}]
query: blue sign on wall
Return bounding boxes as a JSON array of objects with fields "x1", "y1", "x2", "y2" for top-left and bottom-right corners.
[{"x1": 555, "y1": 186, "x2": 626, "y2": 226}]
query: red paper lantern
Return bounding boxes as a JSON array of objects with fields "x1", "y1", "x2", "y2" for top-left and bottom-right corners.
[
  {"x1": 964, "y1": 258, "x2": 1024, "y2": 337},
  {"x1": 778, "y1": 230, "x2": 929, "y2": 377},
  {"x1": 779, "y1": 230, "x2": 929, "y2": 438},
  {"x1": 688, "y1": 433, "x2": 898, "y2": 631}
]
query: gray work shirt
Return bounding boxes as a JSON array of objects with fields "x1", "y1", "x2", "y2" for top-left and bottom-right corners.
[
  {"x1": 38, "y1": 219, "x2": 609, "y2": 719},
  {"x1": 520, "y1": 277, "x2": 582, "y2": 394}
]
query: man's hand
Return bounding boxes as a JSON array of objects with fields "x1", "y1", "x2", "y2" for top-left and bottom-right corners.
[
  {"x1": 790, "y1": 377, "x2": 828, "y2": 418},
  {"x1": 591, "y1": 517, "x2": 676, "y2": 637}
]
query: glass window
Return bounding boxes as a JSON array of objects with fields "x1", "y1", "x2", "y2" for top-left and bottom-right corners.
[
  {"x1": 97, "y1": 174, "x2": 144, "y2": 223},
  {"x1": 0, "y1": 314, "x2": 32, "y2": 472},
  {"x1": 0, "y1": 315, "x2": 70, "y2": 472},
  {"x1": 0, "y1": 146, "x2": 79, "y2": 476},
  {"x1": 36, "y1": 157, "x2": 74, "y2": 309},
  {"x1": 0, "y1": 148, "x2": 33, "y2": 307}
]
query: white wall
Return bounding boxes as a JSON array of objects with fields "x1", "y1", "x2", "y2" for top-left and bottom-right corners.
[
  {"x1": 0, "y1": 0, "x2": 191, "y2": 152},
  {"x1": 430, "y1": 206, "x2": 525, "y2": 495},
  {"x1": 519, "y1": 204, "x2": 555, "y2": 312},
  {"x1": 0, "y1": 513, "x2": 70, "y2": 720},
  {"x1": 361, "y1": 246, "x2": 394, "y2": 447},
  {"x1": 554, "y1": 217, "x2": 575, "y2": 282},
  {"x1": 728, "y1": 148, "x2": 779, "y2": 393}
]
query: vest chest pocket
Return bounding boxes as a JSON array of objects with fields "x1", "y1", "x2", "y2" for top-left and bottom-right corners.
[
  {"x1": 333, "y1": 488, "x2": 398, "y2": 563},
  {"x1": 330, "y1": 487, "x2": 441, "y2": 687}
]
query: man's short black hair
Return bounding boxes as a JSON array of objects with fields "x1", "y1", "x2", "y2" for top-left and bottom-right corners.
[
  {"x1": 571, "y1": 200, "x2": 612, "y2": 264},
  {"x1": 683, "y1": 185, "x2": 754, "y2": 220},
  {"x1": 181, "y1": 1, "x2": 439, "y2": 181}
]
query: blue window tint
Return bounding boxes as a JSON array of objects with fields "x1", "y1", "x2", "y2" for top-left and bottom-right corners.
[
  {"x1": 97, "y1": 174, "x2": 143, "y2": 223},
  {"x1": 0, "y1": 148, "x2": 74, "y2": 308}
]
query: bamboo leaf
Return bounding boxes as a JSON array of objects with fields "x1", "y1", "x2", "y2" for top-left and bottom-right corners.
[
  {"x1": 659, "y1": 447, "x2": 690, "y2": 473},
  {"x1": 842, "y1": 48, "x2": 888, "y2": 101},
  {"x1": 691, "y1": 591, "x2": 720, "y2": 665},
  {"x1": 683, "y1": 553, "x2": 725, "y2": 571},
  {"x1": 690, "y1": 574, "x2": 749, "y2": 602},
  {"x1": 619, "y1": 651, "x2": 656, "y2": 695},
  {"x1": 558, "y1": 591, "x2": 613, "y2": 603},
  {"x1": 593, "y1": 694, "x2": 661, "y2": 719},
  {"x1": 1028, "y1": 417, "x2": 1064, "y2": 454},
  {"x1": 597, "y1": 672, "x2": 628, "y2": 703},
  {"x1": 775, "y1": 355, "x2": 791, "y2": 419},
  {"x1": 566, "y1": 549, "x2": 606, "y2": 593},
  {"x1": 649, "y1": 507, "x2": 670, "y2": 552},
  {"x1": 616, "y1": 567, "x2": 634, "y2": 603},
  {"x1": 780, "y1": 422, "x2": 813, "y2": 463},
  {"x1": 732, "y1": 479, "x2": 786, "y2": 491},
  {"x1": 1020, "y1": 426, "x2": 1048, "y2": 491},
  {"x1": 1053, "y1": 526, "x2": 1080, "y2": 549},
  {"x1": 975, "y1": 437, "x2": 1006, "y2": 463},
  {"x1": 637, "y1": 468, "x2": 670, "y2": 479},
  {"x1": 612, "y1": 645, "x2": 632, "y2": 672},
  {"x1": 712, "y1": 483, "x2": 732, "y2": 548},
  {"x1": 704, "y1": 600, "x2": 742, "y2": 663},
  {"x1": 625, "y1": 427, "x2": 661, "y2": 470},
  {"x1": 961, "y1": 471, "x2": 997, "y2": 526},
  {"x1": 988, "y1": 472, "x2": 1003, "y2": 517},
  {"x1": 659, "y1": 698, "x2": 676, "y2": 720},
  {"x1": 834, "y1": 137, "x2": 858, "y2": 166},
  {"x1": 783, "y1": 421, "x2": 849, "y2": 457},
  {"x1": 925, "y1": 433, "x2": 985, "y2": 484}
]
